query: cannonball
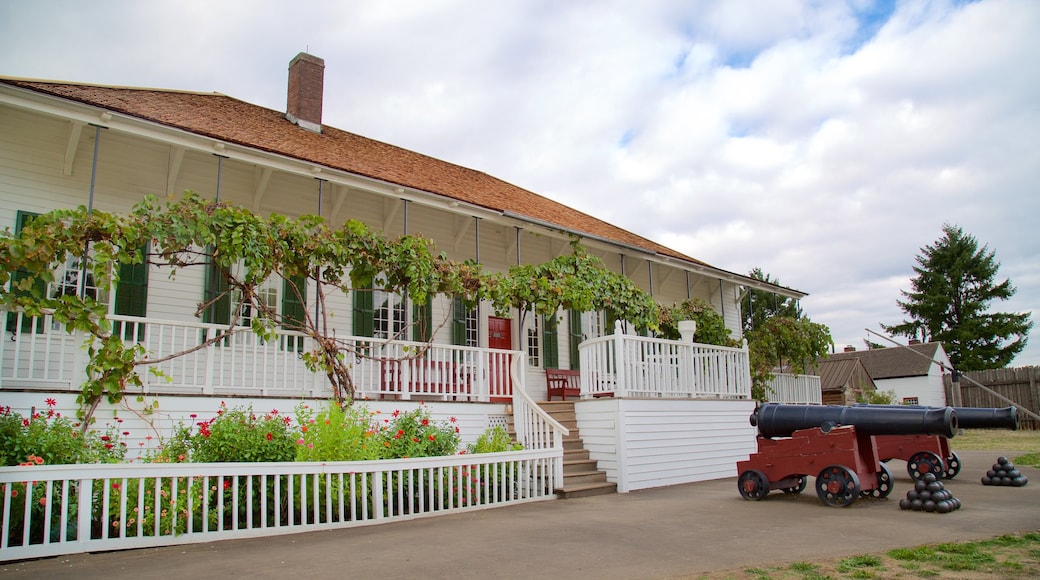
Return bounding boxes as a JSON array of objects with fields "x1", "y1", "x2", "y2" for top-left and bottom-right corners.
[
  {"x1": 987, "y1": 469, "x2": 997, "y2": 478},
  {"x1": 936, "y1": 500, "x2": 952, "y2": 514},
  {"x1": 907, "y1": 489, "x2": 920, "y2": 501},
  {"x1": 918, "y1": 490, "x2": 932, "y2": 502},
  {"x1": 899, "y1": 498, "x2": 912, "y2": 510},
  {"x1": 927, "y1": 481, "x2": 943, "y2": 492},
  {"x1": 923, "y1": 472, "x2": 938, "y2": 483},
  {"x1": 1002, "y1": 477, "x2": 1012, "y2": 485},
  {"x1": 923, "y1": 500, "x2": 936, "y2": 512},
  {"x1": 1008, "y1": 469, "x2": 1021, "y2": 479},
  {"x1": 915, "y1": 480, "x2": 929, "y2": 491},
  {"x1": 911, "y1": 498, "x2": 923, "y2": 511},
  {"x1": 997, "y1": 456, "x2": 1009, "y2": 465},
  {"x1": 1012, "y1": 476, "x2": 1028, "y2": 487},
  {"x1": 981, "y1": 476, "x2": 992, "y2": 485},
  {"x1": 951, "y1": 497, "x2": 961, "y2": 510}
]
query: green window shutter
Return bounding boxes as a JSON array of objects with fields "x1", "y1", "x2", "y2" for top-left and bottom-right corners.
[
  {"x1": 352, "y1": 283, "x2": 374, "y2": 337},
  {"x1": 202, "y1": 251, "x2": 231, "y2": 325},
  {"x1": 542, "y1": 313, "x2": 559, "y2": 369},
  {"x1": 281, "y1": 274, "x2": 307, "y2": 329},
  {"x1": 451, "y1": 295, "x2": 466, "y2": 346},
  {"x1": 568, "y1": 310, "x2": 583, "y2": 370},
  {"x1": 113, "y1": 243, "x2": 149, "y2": 341},
  {"x1": 412, "y1": 299, "x2": 433, "y2": 342},
  {"x1": 7, "y1": 211, "x2": 46, "y2": 334}
]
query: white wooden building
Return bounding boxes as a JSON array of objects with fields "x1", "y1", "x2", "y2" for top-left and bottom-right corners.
[{"x1": 0, "y1": 53, "x2": 805, "y2": 488}]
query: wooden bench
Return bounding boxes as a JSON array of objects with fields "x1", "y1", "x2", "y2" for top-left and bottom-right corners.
[{"x1": 545, "y1": 368, "x2": 581, "y2": 401}]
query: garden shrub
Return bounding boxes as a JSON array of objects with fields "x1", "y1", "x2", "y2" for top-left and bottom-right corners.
[
  {"x1": 0, "y1": 400, "x2": 126, "y2": 466},
  {"x1": 377, "y1": 406, "x2": 460, "y2": 459},
  {"x1": 294, "y1": 401, "x2": 382, "y2": 462}
]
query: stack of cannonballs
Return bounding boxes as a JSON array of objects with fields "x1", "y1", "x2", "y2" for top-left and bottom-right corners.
[
  {"x1": 899, "y1": 473, "x2": 961, "y2": 513},
  {"x1": 981, "y1": 456, "x2": 1029, "y2": 487}
]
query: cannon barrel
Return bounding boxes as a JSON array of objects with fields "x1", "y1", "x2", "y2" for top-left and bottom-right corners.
[
  {"x1": 855, "y1": 404, "x2": 1017, "y2": 431},
  {"x1": 751, "y1": 403, "x2": 957, "y2": 439}
]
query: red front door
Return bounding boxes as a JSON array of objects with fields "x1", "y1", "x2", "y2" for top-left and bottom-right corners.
[{"x1": 487, "y1": 316, "x2": 512, "y2": 401}]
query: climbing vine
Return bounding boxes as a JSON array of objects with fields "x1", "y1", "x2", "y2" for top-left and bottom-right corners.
[{"x1": 1, "y1": 193, "x2": 662, "y2": 426}]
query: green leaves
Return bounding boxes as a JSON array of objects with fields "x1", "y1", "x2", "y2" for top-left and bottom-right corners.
[{"x1": 884, "y1": 224, "x2": 1032, "y2": 370}]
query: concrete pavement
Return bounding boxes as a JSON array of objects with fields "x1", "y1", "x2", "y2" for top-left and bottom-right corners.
[{"x1": 3, "y1": 450, "x2": 1038, "y2": 579}]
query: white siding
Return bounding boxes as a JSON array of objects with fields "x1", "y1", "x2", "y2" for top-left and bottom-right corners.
[{"x1": 574, "y1": 398, "x2": 757, "y2": 492}]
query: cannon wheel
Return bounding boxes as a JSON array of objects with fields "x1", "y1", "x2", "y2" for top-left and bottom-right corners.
[
  {"x1": 816, "y1": 465, "x2": 861, "y2": 507},
  {"x1": 861, "y1": 463, "x2": 893, "y2": 499},
  {"x1": 782, "y1": 476, "x2": 808, "y2": 495},
  {"x1": 738, "y1": 469, "x2": 770, "y2": 501},
  {"x1": 907, "y1": 451, "x2": 944, "y2": 481},
  {"x1": 943, "y1": 452, "x2": 962, "y2": 479}
]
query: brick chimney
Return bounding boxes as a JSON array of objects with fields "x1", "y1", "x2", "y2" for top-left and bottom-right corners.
[
  {"x1": 844, "y1": 345, "x2": 856, "y2": 352},
  {"x1": 286, "y1": 53, "x2": 324, "y2": 133}
]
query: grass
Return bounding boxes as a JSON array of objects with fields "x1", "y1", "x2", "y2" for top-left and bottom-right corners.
[
  {"x1": 689, "y1": 429, "x2": 1040, "y2": 580},
  {"x1": 691, "y1": 532, "x2": 1040, "y2": 579}
]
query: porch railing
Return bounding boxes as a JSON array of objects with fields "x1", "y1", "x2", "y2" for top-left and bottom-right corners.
[
  {"x1": 764, "y1": 373, "x2": 822, "y2": 404},
  {"x1": 0, "y1": 311, "x2": 517, "y2": 402},
  {"x1": 0, "y1": 449, "x2": 560, "y2": 562},
  {"x1": 577, "y1": 326, "x2": 751, "y2": 399}
]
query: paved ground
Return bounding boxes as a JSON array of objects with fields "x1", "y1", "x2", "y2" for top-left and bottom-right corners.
[{"x1": 3, "y1": 450, "x2": 1038, "y2": 579}]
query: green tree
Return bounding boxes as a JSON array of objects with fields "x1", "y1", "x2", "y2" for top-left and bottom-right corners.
[
  {"x1": 882, "y1": 224, "x2": 1032, "y2": 371},
  {"x1": 741, "y1": 268, "x2": 802, "y2": 333},
  {"x1": 745, "y1": 316, "x2": 833, "y2": 401}
]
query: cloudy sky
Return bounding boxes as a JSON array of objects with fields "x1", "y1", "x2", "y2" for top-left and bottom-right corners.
[{"x1": 2, "y1": 0, "x2": 1037, "y2": 366}]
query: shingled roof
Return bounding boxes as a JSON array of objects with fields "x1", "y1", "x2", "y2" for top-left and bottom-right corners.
[
  {"x1": 4, "y1": 79, "x2": 718, "y2": 264},
  {"x1": 826, "y1": 343, "x2": 946, "y2": 380}
]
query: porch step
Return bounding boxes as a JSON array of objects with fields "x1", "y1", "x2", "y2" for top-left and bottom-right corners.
[
  {"x1": 534, "y1": 400, "x2": 617, "y2": 499},
  {"x1": 555, "y1": 481, "x2": 618, "y2": 499}
]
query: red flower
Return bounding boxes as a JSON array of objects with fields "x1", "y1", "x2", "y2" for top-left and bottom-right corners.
[
  {"x1": 266, "y1": 432, "x2": 273, "y2": 441},
  {"x1": 101, "y1": 435, "x2": 110, "y2": 442},
  {"x1": 301, "y1": 426, "x2": 308, "y2": 433},
  {"x1": 421, "y1": 419, "x2": 429, "y2": 426},
  {"x1": 283, "y1": 416, "x2": 292, "y2": 425},
  {"x1": 45, "y1": 397, "x2": 57, "y2": 407},
  {"x1": 428, "y1": 435, "x2": 435, "y2": 441},
  {"x1": 449, "y1": 416, "x2": 457, "y2": 424},
  {"x1": 190, "y1": 414, "x2": 197, "y2": 419},
  {"x1": 392, "y1": 409, "x2": 401, "y2": 418},
  {"x1": 412, "y1": 437, "x2": 419, "y2": 443}
]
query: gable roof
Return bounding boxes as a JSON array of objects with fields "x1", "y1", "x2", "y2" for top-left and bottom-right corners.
[
  {"x1": 0, "y1": 77, "x2": 805, "y2": 299},
  {"x1": 814, "y1": 357, "x2": 876, "y2": 392},
  {"x1": 824, "y1": 343, "x2": 946, "y2": 380}
]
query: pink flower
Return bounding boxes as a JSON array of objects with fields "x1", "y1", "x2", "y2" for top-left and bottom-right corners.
[
  {"x1": 449, "y1": 416, "x2": 457, "y2": 424},
  {"x1": 296, "y1": 438, "x2": 305, "y2": 445},
  {"x1": 45, "y1": 397, "x2": 57, "y2": 407}
]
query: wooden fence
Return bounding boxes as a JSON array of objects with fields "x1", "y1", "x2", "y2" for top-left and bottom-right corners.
[{"x1": 944, "y1": 366, "x2": 1040, "y2": 431}]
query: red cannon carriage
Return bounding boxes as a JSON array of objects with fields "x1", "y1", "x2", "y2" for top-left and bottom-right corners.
[
  {"x1": 737, "y1": 404, "x2": 957, "y2": 507},
  {"x1": 859, "y1": 405, "x2": 1018, "y2": 480}
]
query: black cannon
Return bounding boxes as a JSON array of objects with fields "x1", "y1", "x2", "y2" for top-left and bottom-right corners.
[
  {"x1": 751, "y1": 403, "x2": 958, "y2": 439},
  {"x1": 856, "y1": 404, "x2": 1018, "y2": 479},
  {"x1": 737, "y1": 404, "x2": 958, "y2": 507},
  {"x1": 855, "y1": 404, "x2": 1017, "y2": 430}
]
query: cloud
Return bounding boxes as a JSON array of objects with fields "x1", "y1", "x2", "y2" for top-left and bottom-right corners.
[{"x1": 2, "y1": 0, "x2": 1037, "y2": 365}]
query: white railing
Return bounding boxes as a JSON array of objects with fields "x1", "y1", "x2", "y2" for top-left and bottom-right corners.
[
  {"x1": 0, "y1": 312, "x2": 518, "y2": 402},
  {"x1": 508, "y1": 355, "x2": 568, "y2": 483},
  {"x1": 765, "y1": 373, "x2": 822, "y2": 405},
  {"x1": 578, "y1": 327, "x2": 751, "y2": 399},
  {"x1": 0, "y1": 449, "x2": 559, "y2": 562}
]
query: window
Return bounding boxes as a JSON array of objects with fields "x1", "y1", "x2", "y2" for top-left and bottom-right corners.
[
  {"x1": 352, "y1": 279, "x2": 406, "y2": 340},
  {"x1": 452, "y1": 296, "x2": 478, "y2": 347},
  {"x1": 526, "y1": 313, "x2": 540, "y2": 367},
  {"x1": 567, "y1": 310, "x2": 582, "y2": 370},
  {"x1": 902, "y1": 397, "x2": 919, "y2": 406},
  {"x1": 202, "y1": 258, "x2": 306, "y2": 347}
]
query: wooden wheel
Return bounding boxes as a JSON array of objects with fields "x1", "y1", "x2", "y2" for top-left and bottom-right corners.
[
  {"x1": 816, "y1": 465, "x2": 860, "y2": 507},
  {"x1": 907, "y1": 451, "x2": 943, "y2": 481},
  {"x1": 861, "y1": 463, "x2": 893, "y2": 499},
  {"x1": 738, "y1": 469, "x2": 770, "y2": 501},
  {"x1": 943, "y1": 452, "x2": 962, "y2": 479}
]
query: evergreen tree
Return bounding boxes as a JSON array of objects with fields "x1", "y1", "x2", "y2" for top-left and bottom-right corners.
[
  {"x1": 883, "y1": 224, "x2": 1032, "y2": 371},
  {"x1": 741, "y1": 267, "x2": 803, "y2": 333}
]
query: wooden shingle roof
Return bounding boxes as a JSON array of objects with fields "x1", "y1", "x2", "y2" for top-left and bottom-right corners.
[
  {"x1": 3, "y1": 79, "x2": 711, "y2": 267},
  {"x1": 815, "y1": 358, "x2": 875, "y2": 392},
  {"x1": 826, "y1": 343, "x2": 944, "y2": 380}
]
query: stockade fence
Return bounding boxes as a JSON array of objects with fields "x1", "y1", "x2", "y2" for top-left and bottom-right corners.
[{"x1": 944, "y1": 366, "x2": 1040, "y2": 431}]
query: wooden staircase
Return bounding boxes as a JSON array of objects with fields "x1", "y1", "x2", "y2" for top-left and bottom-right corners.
[{"x1": 535, "y1": 400, "x2": 617, "y2": 499}]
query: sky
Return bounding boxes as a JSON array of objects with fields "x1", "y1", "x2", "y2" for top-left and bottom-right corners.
[{"x1": 1, "y1": 0, "x2": 1037, "y2": 366}]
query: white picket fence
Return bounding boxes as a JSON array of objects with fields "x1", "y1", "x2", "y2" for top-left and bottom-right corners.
[
  {"x1": 0, "y1": 449, "x2": 560, "y2": 562},
  {"x1": 764, "y1": 373, "x2": 822, "y2": 405}
]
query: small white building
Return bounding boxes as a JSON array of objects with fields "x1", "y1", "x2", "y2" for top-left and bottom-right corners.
[{"x1": 826, "y1": 342, "x2": 950, "y2": 407}]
